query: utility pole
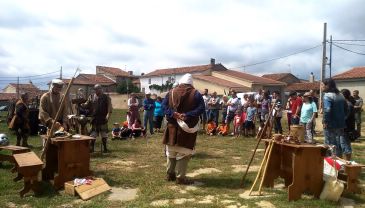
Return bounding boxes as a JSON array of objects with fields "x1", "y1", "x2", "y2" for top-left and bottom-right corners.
[
  {"x1": 60, "y1": 66, "x2": 63, "y2": 79},
  {"x1": 329, "y1": 35, "x2": 333, "y2": 77},
  {"x1": 319, "y1": 23, "x2": 327, "y2": 112}
]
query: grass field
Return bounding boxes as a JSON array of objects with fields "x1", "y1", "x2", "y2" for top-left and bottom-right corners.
[{"x1": 0, "y1": 109, "x2": 364, "y2": 208}]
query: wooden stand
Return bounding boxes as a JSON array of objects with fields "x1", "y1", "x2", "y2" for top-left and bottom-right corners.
[
  {"x1": 338, "y1": 164, "x2": 364, "y2": 194},
  {"x1": 0, "y1": 145, "x2": 30, "y2": 172},
  {"x1": 262, "y1": 139, "x2": 327, "y2": 201},
  {"x1": 13, "y1": 152, "x2": 43, "y2": 197},
  {"x1": 41, "y1": 135, "x2": 95, "y2": 189}
]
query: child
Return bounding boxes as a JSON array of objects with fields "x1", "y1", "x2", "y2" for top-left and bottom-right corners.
[
  {"x1": 233, "y1": 110, "x2": 243, "y2": 137},
  {"x1": 111, "y1": 123, "x2": 121, "y2": 140},
  {"x1": 244, "y1": 102, "x2": 257, "y2": 137},
  {"x1": 131, "y1": 119, "x2": 146, "y2": 139},
  {"x1": 206, "y1": 118, "x2": 217, "y2": 136},
  {"x1": 120, "y1": 121, "x2": 132, "y2": 139},
  {"x1": 217, "y1": 120, "x2": 229, "y2": 136}
]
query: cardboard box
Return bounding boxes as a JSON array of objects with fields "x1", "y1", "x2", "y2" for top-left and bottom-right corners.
[{"x1": 64, "y1": 178, "x2": 111, "y2": 200}]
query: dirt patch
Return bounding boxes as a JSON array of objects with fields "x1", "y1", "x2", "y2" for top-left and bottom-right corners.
[
  {"x1": 150, "y1": 199, "x2": 169, "y2": 207},
  {"x1": 6, "y1": 202, "x2": 17, "y2": 208},
  {"x1": 186, "y1": 168, "x2": 222, "y2": 177},
  {"x1": 221, "y1": 199, "x2": 236, "y2": 204},
  {"x1": 173, "y1": 198, "x2": 195, "y2": 204},
  {"x1": 137, "y1": 165, "x2": 150, "y2": 168},
  {"x1": 339, "y1": 197, "x2": 355, "y2": 207},
  {"x1": 108, "y1": 187, "x2": 138, "y2": 202},
  {"x1": 185, "y1": 186, "x2": 198, "y2": 191},
  {"x1": 232, "y1": 156, "x2": 241, "y2": 160},
  {"x1": 198, "y1": 195, "x2": 215, "y2": 204},
  {"x1": 251, "y1": 149, "x2": 265, "y2": 152},
  {"x1": 232, "y1": 165, "x2": 260, "y2": 173},
  {"x1": 273, "y1": 183, "x2": 285, "y2": 189},
  {"x1": 239, "y1": 191, "x2": 275, "y2": 199},
  {"x1": 110, "y1": 160, "x2": 136, "y2": 166},
  {"x1": 226, "y1": 205, "x2": 247, "y2": 208},
  {"x1": 255, "y1": 200, "x2": 276, "y2": 208}
]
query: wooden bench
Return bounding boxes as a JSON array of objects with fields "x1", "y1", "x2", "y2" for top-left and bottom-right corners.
[
  {"x1": 0, "y1": 145, "x2": 30, "y2": 172},
  {"x1": 13, "y1": 152, "x2": 43, "y2": 197}
]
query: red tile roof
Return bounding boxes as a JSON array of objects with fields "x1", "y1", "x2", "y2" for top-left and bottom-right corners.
[
  {"x1": 193, "y1": 75, "x2": 251, "y2": 91},
  {"x1": 215, "y1": 70, "x2": 286, "y2": 85},
  {"x1": 262, "y1": 73, "x2": 295, "y2": 81},
  {"x1": 62, "y1": 74, "x2": 115, "y2": 86},
  {"x1": 332, "y1": 66, "x2": 365, "y2": 80},
  {"x1": 0, "y1": 93, "x2": 17, "y2": 101},
  {"x1": 285, "y1": 81, "x2": 320, "y2": 91},
  {"x1": 8, "y1": 83, "x2": 39, "y2": 90},
  {"x1": 144, "y1": 63, "x2": 227, "y2": 77},
  {"x1": 96, "y1": 66, "x2": 130, "y2": 77}
]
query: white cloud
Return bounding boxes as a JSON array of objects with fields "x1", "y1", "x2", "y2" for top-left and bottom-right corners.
[{"x1": 0, "y1": 0, "x2": 364, "y2": 89}]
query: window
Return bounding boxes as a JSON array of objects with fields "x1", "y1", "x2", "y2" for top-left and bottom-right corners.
[
  {"x1": 142, "y1": 88, "x2": 145, "y2": 93},
  {"x1": 148, "y1": 78, "x2": 151, "y2": 84}
]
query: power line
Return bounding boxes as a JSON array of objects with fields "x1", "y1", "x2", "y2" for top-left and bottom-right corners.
[
  {"x1": 332, "y1": 43, "x2": 365, "y2": 56},
  {"x1": 332, "y1": 42, "x2": 365, "y2": 47},
  {"x1": 0, "y1": 70, "x2": 60, "y2": 79},
  {"x1": 332, "y1": 39, "x2": 365, "y2": 42},
  {"x1": 231, "y1": 44, "x2": 321, "y2": 69}
]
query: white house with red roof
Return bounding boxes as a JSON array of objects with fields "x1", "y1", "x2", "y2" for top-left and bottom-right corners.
[{"x1": 333, "y1": 66, "x2": 365, "y2": 100}]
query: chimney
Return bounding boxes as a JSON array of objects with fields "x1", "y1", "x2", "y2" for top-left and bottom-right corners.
[
  {"x1": 128, "y1": 71, "x2": 133, "y2": 76},
  {"x1": 210, "y1": 58, "x2": 215, "y2": 65},
  {"x1": 309, "y1": 72, "x2": 314, "y2": 83},
  {"x1": 141, "y1": 73, "x2": 145, "y2": 76}
]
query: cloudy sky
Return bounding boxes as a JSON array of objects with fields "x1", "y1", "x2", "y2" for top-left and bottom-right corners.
[{"x1": 0, "y1": 0, "x2": 364, "y2": 89}]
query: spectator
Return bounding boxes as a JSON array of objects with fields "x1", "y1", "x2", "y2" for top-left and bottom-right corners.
[
  {"x1": 260, "y1": 92, "x2": 271, "y2": 126},
  {"x1": 111, "y1": 123, "x2": 121, "y2": 140},
  {"x1": 272, "y1": 91, "x2": 283, "y2": 134},
  {"x1": 201, "y1": 89, "x2": 210, "y2": 130},
  {"x1": 128, "y1": 93, "x2": 140, "y2": 129},
  {"x1": 341, "y1": 89, "x2": 355, "y2": 160},
  {"x1": 352, "y1": 90, "x2": 363, "y2": 137},
  {"x1": 154, "y1": 96, "x2": 164, "y2": 133},
  {"x1": 220, "y1": 95, "x2": 229, "y2": 123},
  {"x1": 322, "y1": 78, "x2": 348, "y2": 156},
  {"x1": 255, "y1": 89, "x2": 263, "y2": 123},
  {"x1": 131, "y1": 119, "x2": 147, "y2": 139},
  {"x1": 299, "y1": 92, "x2": 317, "y2": 144},
  {"x1": 143, "y1": 92, "x2": 155, "y2": 135},
  {"x1": 217, "y1": 120, "x2": 229, "y2": 136},
  {"x1": 120, "y1": 121, "x2": 132, "y2": 139},
  {"x1": 206, "y1": 118, "x2": 217, "y2": 136},
  {"x1": 226, "y1": 90, "x2": 240, "y2": 128},
  {"x1": 233, "y1": 109, "x2": 243, "y2": 137},
  {"x1": 289, "y1": 91, "x2": 303, "y2": 125},
  {"x1": 208, "y1": 91, "x2": 220, "y2": 125},
  {"x1": 244, "y1": 101, "x2": 257, "y2": 137}
]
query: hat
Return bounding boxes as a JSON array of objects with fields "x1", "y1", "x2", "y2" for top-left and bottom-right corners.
[
  {"x1": 94, "y1": 84, "x2": 102, "y2": 89},
  {"x1": 179, "y1": 73, "x2": 193, "y2": 85},
  {"x1": 51, "y1": 79, "x2": 64, "y2": 86},
  {"x1": 303, "y1": 92, "x2": 312, "y2": 97},
  {"x1": 145, "y1": 92, "x2": 151, "y2": 95},
  {"x1": 172, "y1": 82, "x2": 179, "y2": 88}
]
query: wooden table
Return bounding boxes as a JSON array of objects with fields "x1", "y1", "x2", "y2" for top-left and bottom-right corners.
[
  {"x1": 41, "y1": 135, "x2": 95, "y2": 189},
  {"x1": 0, "y1": 145, "x2": 30, "y2": 171},
  {"x1": 338, "y1": 164, "x2": 365, "y2": 194},
  {"x1": 262, "y1": 139, "x2": 327, "y2": 201},
  {"x1": 13, "y1": 152, "x2": 43, "y2": 197}
]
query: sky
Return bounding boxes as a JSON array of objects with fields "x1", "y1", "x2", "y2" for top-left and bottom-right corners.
[{"x1": 0, "y1": 0, "x2": 365, "y2": 90}]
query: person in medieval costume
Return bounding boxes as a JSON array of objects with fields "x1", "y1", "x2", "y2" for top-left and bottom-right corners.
[
  {"x1": 8, "y1": 93, "x2": 30, "y2": 147},
  {"x1": 82, "y1": 84, "x2": 112, "y2": 153},
  {"x1": 39, "y1": 79, "x2": 69, "y2": 135},
  {"x1": 162, "y1": 73, "x2": 205, "y2": 185}
]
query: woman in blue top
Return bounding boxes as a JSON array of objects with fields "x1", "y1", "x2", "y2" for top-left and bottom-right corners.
[
  {"x1": 300, "y1": 92, "x2": 317, "y2": 143},
  {"x1": 154, "y1": 96, "x2": 164, "y2": 132}
]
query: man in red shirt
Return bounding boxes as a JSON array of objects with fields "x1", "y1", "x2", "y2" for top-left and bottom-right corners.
[{"x1": 289, "y1": 91, "x2": 303, "y2": 125}]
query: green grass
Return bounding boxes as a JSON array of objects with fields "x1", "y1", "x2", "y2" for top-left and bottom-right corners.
[{"x1": 0, "y1": 110, "x2": 364, "y2": 207}]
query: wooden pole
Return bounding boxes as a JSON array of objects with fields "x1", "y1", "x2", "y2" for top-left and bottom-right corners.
[
  {"x1": 240, "y1": 103, "x2": 275, "y2": 187},
  {"x1": 258, "y1": 139, "x2": 275, "y2": 195},
  {"x1": 41, "y1": 68, "x2": 79, "y2": 160}
]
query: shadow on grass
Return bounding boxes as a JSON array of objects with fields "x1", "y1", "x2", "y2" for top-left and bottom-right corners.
[
  {"x1": 33, "y1": 181, "x2": 62, "y2": 198},
  {"x1": 192, "y1": 152, "x2": 222, "y2": 159},
  {"x1": 198, "y1": 176, "x2": 244, "y2": 189}
]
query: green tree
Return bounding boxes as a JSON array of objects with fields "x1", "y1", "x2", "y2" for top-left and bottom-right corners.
[{"x1": 116, "y1": 80, "x2": 140, "y2": 94}]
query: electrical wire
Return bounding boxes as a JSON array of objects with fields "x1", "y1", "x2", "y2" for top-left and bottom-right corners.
[
  {"x1": 332, "y1": 42, "x2": 365, "y2": 47},
  {"x1": 230, "y1": 44, "x2": 322, "y2": 69},
  {"x1": 0, "y1": 70, "x2": 60, "y2": 79},
  {"x1": 332, "y1": 39, "x2": 365, "y2": 42},
  {"x1": 333, "y1": 43, "x2": 365, "y2": 56}
]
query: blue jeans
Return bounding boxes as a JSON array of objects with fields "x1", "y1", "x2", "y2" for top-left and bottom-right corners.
[
  {"x1": 324, "y1": 128, "x2": 344, "y2": 156},
  {"x1": 274, "y1": 117, "x2": 282, "y2": 134},
  {"x1": 209, "y1": 109, "x2": 219, "y2": 125},
  {"x1": 291, "y1": 117, "x2": 300, "y2": 125},
  {"x1": 143, "y1": 110, "x2": 154, "y2": 134},
  {"x1": 340, "y1": 132, "x2": 352, "y2": 155}
]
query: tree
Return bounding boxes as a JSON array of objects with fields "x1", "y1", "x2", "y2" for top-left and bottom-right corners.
[
  {"x1": 149, "y1": 81, "x2": 173, "y2": 92},
  {"x1": 116, "y1": 80, "x2": 140, "y2": 94}
]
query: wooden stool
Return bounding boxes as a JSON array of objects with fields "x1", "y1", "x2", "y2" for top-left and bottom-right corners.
[
  {"x1": 338, "y1": 164, "x2": 364, "y2": 194},
  {"x1": 13, "y1": 152, "x2": 43, "y2": 197},
  {"x1": 0, "y1": 145, "x2": 30, "y2": 172}
]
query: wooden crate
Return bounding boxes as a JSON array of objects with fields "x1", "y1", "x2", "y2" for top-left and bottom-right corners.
[{"x1": 64, "y1": 178, "x2": 111, "y2": 200}]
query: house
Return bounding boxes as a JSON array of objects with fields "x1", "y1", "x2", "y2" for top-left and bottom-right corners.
[
  {"x1": 61, "y1": 73, "x2": 117, "y2": 97},
  {"x1": 140, "y1": 59, "x2": 227, "y2": 94},
  {"x1": 333, "y1": 66, "x2": 365, "y2": 101},
  {"x1": 262, "y1": 72, "x2": 320, "y2": 94},
  {"x1": 1, "y1": 82, "x2": 44, "y2": 107},
  {"x1": 2, "y1": 82, "x2": 40, "y2": 94},
  {"x1": 96, "y1": 66, "x2": 140, "y2": 88}
]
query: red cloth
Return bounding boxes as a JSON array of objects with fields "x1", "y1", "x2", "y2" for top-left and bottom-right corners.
[
  {"x1": 233, "y1": 115, "x2": 243, "y2": 127},
  {"x1": 290, "y1": 97, "x2": 303, "y2": 115}
]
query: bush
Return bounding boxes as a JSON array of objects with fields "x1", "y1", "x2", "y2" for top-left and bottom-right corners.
[{"x1": 116, "y1": 80, "x2": 140, "y2": 94}]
